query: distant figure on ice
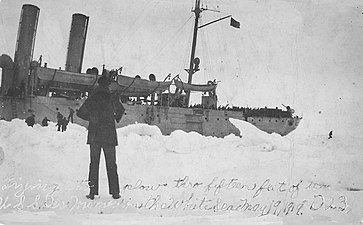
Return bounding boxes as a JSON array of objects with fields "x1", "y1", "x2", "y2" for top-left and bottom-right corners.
[
  {"x1": 61, "y1": 116, "x2": 69, "y2": 132},
  {"x1": 56, "y1": 120, "x2": 61, "y2": 131},
  {"x1": 56, "y1": 111, "x2": 63, "y2": 121},
  {"x1": 56, "y1": 112, "x2": 63, "y2": 131},
  {"x1": 25, "y1": 114, "x2": 35, "y2": 127},
  {"x1": 68, "y1": 107, "x2": 75, "y2": 123},
  {"x1": 77, "y1": 76, "x2": 125, "y2": 200},
  {"x1": 328, "y1": 130, "x2": 333, "y2": 139},
  {"x1": 41, "y1": 117, "x2": 50, "y2": 127}
]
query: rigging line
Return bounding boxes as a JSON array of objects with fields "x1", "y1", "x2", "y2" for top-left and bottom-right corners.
[
  {"x1": 125, "y1": 1, "x2": 160, "y2": 39},
  {"x1": 114, "y1": 1, "x2": 159, "y2": 54},
  {"x1": 122, "y1": 1, "x2": 157, "y2": 40},
  {"x1": 199, "y1": 12, "x2": 216, "y2": 81},
  {"x1": 201, "y1": 18, "x2": 216, "y2": 90},
  {"x1": 200, "y1": 27, "x2": 212, "y2": 82},
  {"x1": 201, "y1": 21, "x2": 215, "y2": 81},
  {"x1": 238, "y1": 26, "x2": 255, "y2": 105},
  {"x1": 228, "y1": 38, "x2": 244, "y2": 105},
  {"x1": 109, "y1": 0, "x2": 160, "y2": 62},
  {"x1": 182, "y1": 18, "x2": 194, "y2": 75},
  {"x1": 212, "y1": 20, "x2": 230, "y2": 103},
  {"x1": 139, "y1": 14, "x2": 194, "y2": 74},
  {"x1": 236, "y1": 37, "x2": 246, "y2": 102}
]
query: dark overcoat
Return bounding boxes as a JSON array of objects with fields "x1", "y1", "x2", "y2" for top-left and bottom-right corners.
[
  {"x1": 25, "y1": 115, "x2": 35, "y2": 127},
  {"x1": 77, "y1": 86, "x2": 125, "y2": 146}
]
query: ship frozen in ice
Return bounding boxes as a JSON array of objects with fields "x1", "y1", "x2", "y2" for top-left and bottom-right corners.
[{"x1": 0, "y1": 1, "x2": 301, "y2": 137}]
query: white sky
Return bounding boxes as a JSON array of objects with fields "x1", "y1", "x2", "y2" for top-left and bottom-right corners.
[{"x1": 1, "y1": 0, "x2": 363, "y2": 135}]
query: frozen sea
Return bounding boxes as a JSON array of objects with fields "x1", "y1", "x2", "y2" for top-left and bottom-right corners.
[{"x1": 0, "y1": 117, "x2": 362, "y2": 225}]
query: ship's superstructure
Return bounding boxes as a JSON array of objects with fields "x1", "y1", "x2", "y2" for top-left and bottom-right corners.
[{"x1": 0, "y1": 1, "x2": 301, "y2": 137}]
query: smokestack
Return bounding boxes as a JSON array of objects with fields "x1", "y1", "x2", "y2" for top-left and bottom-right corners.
[
  {"x1": 13, "y1": 4, "x2": 40, "y2": 90},
  {"x1": 65, "y1": 13, "x2": 89, "y2": 73},
  {"x1": 0, "y1": 54, "x2": 14, "y2": 95}
]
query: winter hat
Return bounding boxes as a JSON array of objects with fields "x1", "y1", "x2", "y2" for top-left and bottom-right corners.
[{"x1": 98, "y1": 76, "x2": 111, "y2": 87}]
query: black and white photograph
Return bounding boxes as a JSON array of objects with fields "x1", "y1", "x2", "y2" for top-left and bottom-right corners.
[{"x1": 0, "y1": 0, "x2": 362, "y2": 224}]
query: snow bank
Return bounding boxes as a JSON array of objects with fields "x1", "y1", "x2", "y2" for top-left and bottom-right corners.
[
  {"x1": 0, "y1": 119, "x2": 362, "y2": 224},
  {"x1": 117, "y1": 123, "x2": 163, "y2": 137},
  {"x1": 229, "y1": 118, "x2": 292, "y2": 151}
]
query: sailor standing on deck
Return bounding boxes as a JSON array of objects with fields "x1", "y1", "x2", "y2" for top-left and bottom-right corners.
[{"x1": 77, "y1": 76, "x2": 125, "y2": 200}]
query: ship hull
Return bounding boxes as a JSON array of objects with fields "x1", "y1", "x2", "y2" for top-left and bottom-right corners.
[{"x1": 0, "y1": 96, "x2": 300, "y2": 137}]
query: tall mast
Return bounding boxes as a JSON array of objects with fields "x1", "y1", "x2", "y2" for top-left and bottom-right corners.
[{"x1": 185, "y1": 0, "x2": 201, "y2": 107}]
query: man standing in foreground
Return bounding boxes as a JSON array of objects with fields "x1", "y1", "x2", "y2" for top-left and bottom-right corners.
[{"x1": 77, "y1": 76, "x2": 125, "y2": 200}]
